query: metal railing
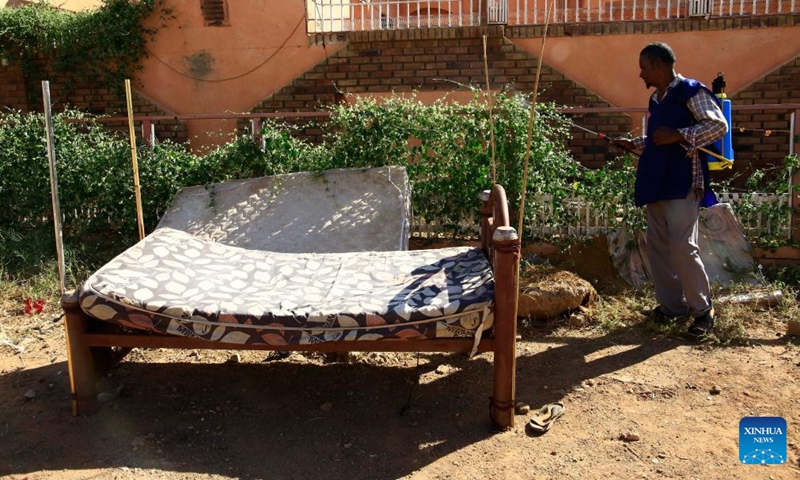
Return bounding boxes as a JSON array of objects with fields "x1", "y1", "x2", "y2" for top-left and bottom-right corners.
[
  {"x1": 306, "y1": 0, "x2": 799, "y2": 32},
  {"x1": 504, "y1": 0, "x2": 799, "y2": 25},
  {"x1": 306, "y1": 0, "x2": 481, "y2": 33}
]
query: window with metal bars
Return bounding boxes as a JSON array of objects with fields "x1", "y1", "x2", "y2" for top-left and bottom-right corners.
[{"x1": 200, "y1": 0, "x2": 228, "y2": 26}]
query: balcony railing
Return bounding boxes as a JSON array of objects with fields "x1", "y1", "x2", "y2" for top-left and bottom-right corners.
[
  {"x1": 306, "y1": 0, "x2": 799, "y2": 32},
  {"x1": 306, "y1": 0, "x2": 482, "y2": 33},
  {"x1": 504, "y1": 0, "x2": 799, "y2": 24}
]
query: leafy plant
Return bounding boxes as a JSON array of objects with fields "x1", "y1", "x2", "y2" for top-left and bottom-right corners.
[
  {"x1": 0, "y1": 0, "x2": 169, "y2": 97},
  {"x1": 0, "y1": 98, "x2": 796, "y2": 281},
  {"x1": 573, "y1": 153, "x2": 646, "y2": 237},
  {"x1": 710, "y1": 153, "x2": 799, "y2": 247},
  {"x1": 323, "y1": 92, "x2": 576, "y2": 236}
]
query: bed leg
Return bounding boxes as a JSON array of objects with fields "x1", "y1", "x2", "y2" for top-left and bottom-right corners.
[
  {"x1": 491, "y1": 226, "x2": 520, "y2": 430},
  {"x1": 62, "y1": 291, "x2": 100, "y2": 416}
]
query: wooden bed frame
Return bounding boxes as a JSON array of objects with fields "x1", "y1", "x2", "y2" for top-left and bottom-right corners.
[{"x1": 61, "y1": 184, "x2": 521, "y2": 429}]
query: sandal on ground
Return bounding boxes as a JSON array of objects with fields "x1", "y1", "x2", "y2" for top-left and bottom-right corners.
[
  {"x1": 527, "y1": 402, "x2": 565, "y2": 433},
  {"x1": 687, "y1": 311, "x2": 715, "y2": 338},
  {"x1": 264, "y1": 350, "x2": 291, "y2": 362}
]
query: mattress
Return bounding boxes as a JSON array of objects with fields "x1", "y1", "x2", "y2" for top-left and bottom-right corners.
[
  {"x1": 79, "y1": 228, "x2": 495, "y2": 346},
  {"x1": 155, "y1": 166, "x2": 410, "y2": 253}
]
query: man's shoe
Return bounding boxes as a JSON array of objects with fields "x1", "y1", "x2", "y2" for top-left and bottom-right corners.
[
  {"x1": 647, "y1": 305, "x2": 687, "y2": 325},
  {"x1": 687, "y1": 309, "x2": 715, "y2": 338}
]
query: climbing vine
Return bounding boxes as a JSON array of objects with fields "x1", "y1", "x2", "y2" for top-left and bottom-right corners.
[{"x1": 0, "y1": 0, "x2": 169, "y2": 94}]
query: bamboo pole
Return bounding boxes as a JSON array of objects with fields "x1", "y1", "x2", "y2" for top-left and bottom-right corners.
[
  {"x1": 125, "y1": 79, "x2": 145, "y2": 240},
  {"x1": 482, "y1": 35, "x2": 497, "y2": 185},
  {"x1": 789, "y1": 110, "x2": 796, "y2": 241},
  {"x1": 518, "y1": 0, "x2": 553, "y2": 237},
  {"x1": 698, "y1": 146, "x2": 733, "y2": 165},
  {"x1": 42, "y1": 81, "x2": 66, "y2": 295},
  {"x1": 792, "y1": 168, "x2": 800, "y2": 242}
]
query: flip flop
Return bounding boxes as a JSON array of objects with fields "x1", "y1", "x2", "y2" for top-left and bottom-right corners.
[{"x1": 527, "y1": 402, "x2": 565, "y2": 433}]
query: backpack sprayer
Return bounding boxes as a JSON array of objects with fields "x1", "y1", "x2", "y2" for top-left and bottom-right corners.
[{"x1": 710, "y1": 72, "x2": 735, "y2": 170}]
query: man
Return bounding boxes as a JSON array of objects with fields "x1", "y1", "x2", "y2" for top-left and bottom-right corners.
[{"x1": 613, "y1": 42, "x2": 727, "y2": 338}]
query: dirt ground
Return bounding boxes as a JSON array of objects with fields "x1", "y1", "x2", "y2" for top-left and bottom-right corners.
[{"x1": 1, "y1": 240, "x2": 799, "y2": 480}]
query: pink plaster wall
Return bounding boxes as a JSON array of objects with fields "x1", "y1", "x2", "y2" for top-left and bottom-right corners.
[
  {"x1": 137, "y1": 0, "x2": 341, "y2": 146},
  {"x1": 25, "y1": 1, "x2": 800, "y2": 149},
  {"x1": 513, "y1": 28, "x2": 800, "y2": 132}
]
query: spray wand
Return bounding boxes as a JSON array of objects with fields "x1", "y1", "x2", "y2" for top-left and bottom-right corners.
[
  {"x1": 556, "y1": 117, "x2": 640, "y2": 157},
  {"x1": 556, "y1": 116, "x2": 733, "y2": 166}
]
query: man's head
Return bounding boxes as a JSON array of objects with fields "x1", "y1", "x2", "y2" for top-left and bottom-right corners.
[{"x1": 639, "y1": 43, "x2": 676, "y2": 90}]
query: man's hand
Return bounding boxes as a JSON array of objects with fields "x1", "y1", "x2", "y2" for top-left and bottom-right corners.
[
  {"x1": 610, "y1": 138, "x2": 637, "y2": 152},
  {"x1": 651, "y1": 126, "x2": 686, "y2": 146}
]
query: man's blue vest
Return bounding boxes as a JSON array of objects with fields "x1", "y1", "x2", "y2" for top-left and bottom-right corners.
[{"x1": 634, "y1": 78, "x2": 716, "y2": 207}]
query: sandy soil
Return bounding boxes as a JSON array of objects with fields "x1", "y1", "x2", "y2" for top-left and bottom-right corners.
[{"x1": 1, "y1": 239, "x2": 798, "y2": 479}]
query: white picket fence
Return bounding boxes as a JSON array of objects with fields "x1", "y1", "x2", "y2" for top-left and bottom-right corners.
[
  {"x1": 411, "y1": 192, "x2": 791, "y2": 239},
  {"x1": 716, "y1": 192, "x2": 792, "y2": 239},
  {"x1": 536, "y1": 192, "x2": 790, "y2": 238}
]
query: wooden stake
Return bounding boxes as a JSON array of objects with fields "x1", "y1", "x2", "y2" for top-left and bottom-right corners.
[
  {"x1": 517, "y1": 1, "x2": 553, "y2": 239},
  {"x1": 483, "y1": 35, "x2": 497, "y2": 185},
  {"x1": 789, "y1": 110, "x2": 797, "y2": 241},
  {"x1": 125, "y1": 79, "x2": 145, "y2": 241},
  {"x1": 42, "y1": 81, "x2": 66, "y2": 295}
]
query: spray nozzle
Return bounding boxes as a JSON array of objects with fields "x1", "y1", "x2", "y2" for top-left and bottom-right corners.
[{"x1": 712, "y1": 72, "x2": 726, "y2": 96}]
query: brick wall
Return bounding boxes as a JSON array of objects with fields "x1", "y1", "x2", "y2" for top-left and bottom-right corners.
[
  {"x1": 0, "y1": 55, "x2": 187, "y2": 144},
  {"x1": 0, "y1": 58, "x2": 27, "y2": 111},
  {"x1": 729, "y1": 55, "x2": 800, "y2": 182},
  {"x1": 4, "y1": 16, "x2": 799, "y2": 172},
  {"x1": 247, "y1": 26, "x2": 630, "y2": 168}
]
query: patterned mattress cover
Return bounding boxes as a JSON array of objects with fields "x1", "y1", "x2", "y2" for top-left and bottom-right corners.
[{"x1": 79, "y1": 228, "x2": 495, "y2": 346}]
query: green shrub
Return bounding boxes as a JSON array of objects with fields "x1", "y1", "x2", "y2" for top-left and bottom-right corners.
[
  {"x1": 0, "y1": 110, "x2": 203, "y2": 273},
  {"x1": 1, "y1": 95, "x2": 795, "y2": 280},
  {"x1": 324, "y1": 93, "x2": 576, "y2": 234},
  {"x1": 711, "y1": 154, "x2": 799, "y2": 248}
]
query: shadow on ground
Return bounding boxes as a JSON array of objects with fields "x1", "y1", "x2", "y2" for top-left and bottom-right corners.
[{"x1": 1, "y1": 326, "x2": 795, "y2": 479}]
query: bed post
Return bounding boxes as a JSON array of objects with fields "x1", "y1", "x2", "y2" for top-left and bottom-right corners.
[
  {"x1": 480, "y1": 190, "x2": 491, "y2": 256},
  {"x1": 491, "y1": 225, "x2": 520, "y2": 430},
  {"x1": 62, "y1": 291, "x2": 100, "y2": 416}
]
